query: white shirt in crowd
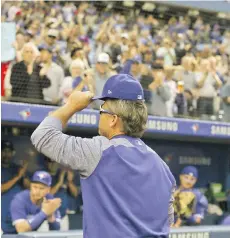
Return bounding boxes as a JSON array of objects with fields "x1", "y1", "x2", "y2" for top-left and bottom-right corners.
[
  {"x1": 165, "y1": 80, "x2": 177, "y2": 117},
  {"x1": 195, "y1": 72, "x2": 217, "y2": 98}
]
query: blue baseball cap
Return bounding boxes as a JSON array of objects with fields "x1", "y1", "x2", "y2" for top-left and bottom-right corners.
[
  {"x1": 92, "y1": 74, "x2": 144, "y2": 101},
  {"x1": 31, "y1": 171, "x2": 52, "y2": 186},
  {"x1": 181, "y1": 166, "x2": 198, "y2": 178}
]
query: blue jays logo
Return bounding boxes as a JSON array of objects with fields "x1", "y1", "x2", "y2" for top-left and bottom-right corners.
[
  {"x1": 38, "y1": 173, "x2": 46, "y2": 179},
  {"x1": 19, "y1": 108, "x2": 31, "y2": 120},
  {"x1": 191, "y1": 124, "x2": 199, "y2": 133},
  {"x1": 164, "y1": 154, "x2": 173, "y2": 164}
]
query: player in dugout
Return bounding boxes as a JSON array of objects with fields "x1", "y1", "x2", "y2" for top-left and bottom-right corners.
[
  {"x1": 173, "y1": 166, "x2": 208, "y2": 227},
  {"x1": 31, "y1": 74, "x2": 176, "y2": 238},
  {"x1": 2, "y1": 171, "x2": 61, "y2": 234}
]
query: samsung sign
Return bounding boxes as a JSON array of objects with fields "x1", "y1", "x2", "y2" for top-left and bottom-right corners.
[
  {"x1": 179, "y1": 156, "x2": 211, "y2": 166},
  {"x1": 169, "y1": 232, "x2": 210, "y2": 238},
  {"x1": 148, "y1": 120, "x2": 178, "y2": 132},
  {"x1": 2, "y1": 102, "x2": 230, "y2": 139},
  {"x1": 211, "y1": 125, "x2": 230, "y2": 136},
  {"x1": 69, "y1": 113, "x2": 97, "y2": 125}
]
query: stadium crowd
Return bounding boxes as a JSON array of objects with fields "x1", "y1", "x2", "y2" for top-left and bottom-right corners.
[
  {"x1": 1, "y1": 1, "x2": 230, "y2": 233},
  {"x1": 1, "y1": 1, "x2": 230, "y2": 121}
]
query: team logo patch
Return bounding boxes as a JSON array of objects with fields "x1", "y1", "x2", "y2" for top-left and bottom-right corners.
[
  {"x1": 164, "y1": 154, "x2": 173, "y2": 164},
  {"x1": 19, "y1": 109, "x2": 31, "y2": 120},
  {"x1": 37, "y1": 173, "x2": 46, "y2": 179},
  {"x1": 191, "y1": 124, "x2": 199, "y2": 133}
]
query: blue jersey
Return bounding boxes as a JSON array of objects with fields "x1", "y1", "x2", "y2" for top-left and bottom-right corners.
[
  {"x1": 2, "y1": 190, "x2": 60, "y2": 234},
  {"x1": 31, "y1": 116, "x2": 176, "y2": 238},
  {"x1": 80, "y1": 135, "x2": 175, "y2": 238},
  {"x1": 1, "y1": 165, "x2": 23, "y2": 232}
]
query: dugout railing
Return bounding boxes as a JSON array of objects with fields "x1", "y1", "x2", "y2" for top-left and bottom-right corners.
[{"x1": 1, "y1": 226, "x2": 230, "y2": 238}]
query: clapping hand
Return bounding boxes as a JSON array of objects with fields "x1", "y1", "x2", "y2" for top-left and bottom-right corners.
[
  {"x1": 42, "y1": 198, "x2": 62, "y2": 216},
  {"x1": 67, "y1": 170, "x2": 74, "y2": 183},
  {"x1": 18, "y1": 161, "x2": 28, "y2": 178},
  {"x1": 58, "y1": 170, "x2": 66, "y2": 185}
]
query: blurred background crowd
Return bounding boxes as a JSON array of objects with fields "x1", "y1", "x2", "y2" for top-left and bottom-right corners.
[
  {"x1": 1, "y1": 0, "x2": 230, "y2": 233},
  {"x1": 1, "y1": 0, "x2": 230, "y2": 121}
]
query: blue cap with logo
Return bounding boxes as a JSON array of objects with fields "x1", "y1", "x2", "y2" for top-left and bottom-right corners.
[
  {"x1": 181, "y1": 166, "x2": 198, "y2": 178},
  {"x1": 32, "y1": 171, "x2": 52, "y2": 186},
  {"x1": 92, "y1": 74, "x2": 144, "y2": 101}
]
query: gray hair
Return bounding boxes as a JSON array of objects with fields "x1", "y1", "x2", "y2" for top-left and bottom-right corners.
[
  {"x1": 69, "y1": 59, "x2": 85, "y2": 72},
  {"x1": 22, "y1": 42, "x2": 39, "y2": 57},
  {"x1": 106, "y1": 99, "x2": 148, "y2": 138}
]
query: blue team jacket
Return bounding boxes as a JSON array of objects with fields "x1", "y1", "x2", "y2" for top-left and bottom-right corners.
[{"x1": 31, "y1": 116, "x2": 176, "y2": 238}]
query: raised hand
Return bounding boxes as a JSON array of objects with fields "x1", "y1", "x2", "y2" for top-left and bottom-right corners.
[
  {"x1": 66, "y1": 90, "x2": 94, "y2": 112},
  {"x1": 42, "y1": 198, "x2": 62, "y2": 216},
  {"x1": 18, "y1": 161, "x2": 28, "y2": 178},
  {"x1": 67, "y1": 170, "x2": 74, "y2": 183}
]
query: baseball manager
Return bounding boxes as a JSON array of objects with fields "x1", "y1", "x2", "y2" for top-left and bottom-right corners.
[{"x1": 31, "y1": 74, "x2": 176, "y2": 238}]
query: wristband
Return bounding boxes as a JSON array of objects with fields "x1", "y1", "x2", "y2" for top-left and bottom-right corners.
[{"x1": 28, "y1": 211, "x2": 47, "y2": 230}]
